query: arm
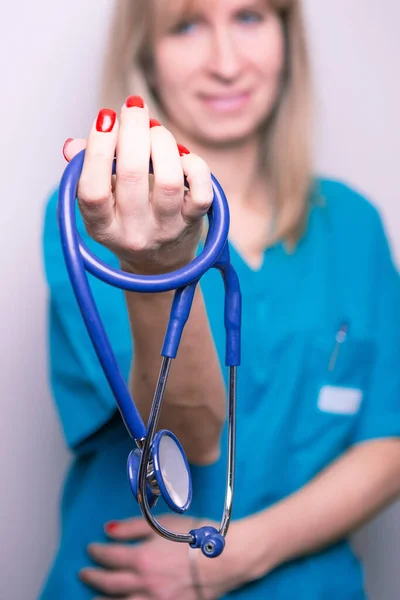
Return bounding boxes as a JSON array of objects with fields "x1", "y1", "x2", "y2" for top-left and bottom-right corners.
[
  {"x1": 83, "y1": 440, "x2": 400, "y2": 599},
  {"x1": 64, "y1": 102, "x2": 226, "y2": 465},
  {"x1": 212, "y1": 207, "x2": 400, "y2": 591},
  {"x1": 196, "y1": 205, "x2": 400, "y2": 596},
  {"x1": 125, "y1": 286, "x2": 225, "y2": 465},
  {"x1": 230, "y1": 439, "x2": 400, "y2": 583},
  {"x1": 43, "y1": 189, "x2": 135, "y2": 455}
]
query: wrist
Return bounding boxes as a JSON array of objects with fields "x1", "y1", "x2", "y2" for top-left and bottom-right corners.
[
  {"x1": 229, "y1": 518, "x2": 266, "y2": 584},
  {"x1": 188, "y1": 541, "x2": 206, "y2": 600},
  {"x1": 119, "y1": 238, "x2": 199, "y2": 276},
  {"x1": 247, "y1": 510, "x2": 285, "y2": 580},
  {"x1": 229, "y1": 514, "x2": 280, "y2": 583},
  {"x1": 194, "y1": 518, "x2": 273, "y2": 598}
]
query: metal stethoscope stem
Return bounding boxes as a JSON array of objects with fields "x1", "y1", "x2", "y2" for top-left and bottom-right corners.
[
  {"x1": 58, "y1": 150, "x2": 241, "y2": 558},
  {"x1": 136, "y1": 359, "x2": 237, "y2": 553}
]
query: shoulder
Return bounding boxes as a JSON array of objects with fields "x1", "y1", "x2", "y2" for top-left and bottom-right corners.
[
  {"x1": 42, "y1": 184, "x2": 120, "y2": 289},
  {"x1": 45, "y1": 185, "x2": 59, "y2": 209},
  {"x1": 42, "y1": 184, "x2": 117, "y2": 260},
  {"x1": 42, "y1": 186, "x2": 61, "y2": 284},
  {"x1": 310, "y1": 176, "x2": 399, "y2": 292},
  {"x1": 313, "y1": 176, "x2": 382, "y2": 230},
  {"x1": 43, "y1": 185, "x2": 59, "y2": 232},
  {"x1": 310, "y1": 176, "x2": 388, "y2": 251}
]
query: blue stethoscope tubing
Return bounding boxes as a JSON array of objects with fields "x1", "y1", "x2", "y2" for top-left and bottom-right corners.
[{"x1": 58, "y1": 149, "x2": 242, "y2": 557}]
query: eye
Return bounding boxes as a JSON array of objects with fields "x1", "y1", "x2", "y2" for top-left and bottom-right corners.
[
  {"x1": 170, "y1": 19, "x2": 198, "y2": 35},
  {"x1": 236, "y1": 10, "x2": 264, "y2": 24}
]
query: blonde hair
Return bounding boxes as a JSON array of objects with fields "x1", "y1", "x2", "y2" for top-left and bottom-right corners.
[{"x1": 99, "y1": 0, "x2": 315, "y2": 248}]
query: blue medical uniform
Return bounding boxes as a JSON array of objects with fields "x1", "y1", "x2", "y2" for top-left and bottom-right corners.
[{"x1": 39, "y1": 178, "x2": 400, "y2": 599}]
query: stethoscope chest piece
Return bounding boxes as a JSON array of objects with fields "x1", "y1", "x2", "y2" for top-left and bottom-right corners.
[
  {"x1": 127, "y1": 449, "x2": 158, "y2": 509},
  {"x1": 127, "y1": 430, "x2": 192, "y2": 514},
  {"x1": 152, "y1": 430, "x2": 192, "y2": 513}
]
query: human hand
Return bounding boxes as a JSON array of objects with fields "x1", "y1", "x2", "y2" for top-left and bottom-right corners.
[
  {"x1": 62, "y1": 95, "x2": 213, "y2": 275},
  {"x1": 79, "y1": 514, "x2": 249, "y2": 599}
]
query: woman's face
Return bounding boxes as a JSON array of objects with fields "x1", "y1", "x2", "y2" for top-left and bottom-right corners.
[{"x1": 151, "y1": 0, "x2": 286, "y2": 145}]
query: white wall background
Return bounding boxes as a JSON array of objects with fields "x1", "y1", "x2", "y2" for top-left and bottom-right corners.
[{"x1": 1, "y1": 1, "x2": 399, "y2": 599}]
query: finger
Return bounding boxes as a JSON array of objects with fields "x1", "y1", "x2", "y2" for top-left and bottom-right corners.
[
  {"x1": 104, "y1": 518, "x2": 153, "y2": 541},
  {"x1": 77, "y1": 108, "x2": 119, "y2": 231},
  {"x1": 180, "y1": 153, "x2": 213, "y2": 222},
  {"x1": 115, "y1": 95, "x2": 150, "y2": 218},
  {"x1": 87, "y1": 543, "x2": 139, "y2": 571},
  {"x1": 150, "y1": 123, "x2": 185, "y2": 221},
  {"x1": 62, "y1": 138, "x2": 87, "y2": 162},
  {"x1": 79, "y1": 567, "x2": 141, "y2": 596},
  {"x1": 104, "y1": 515, "x2": 196, "y2": 541}
]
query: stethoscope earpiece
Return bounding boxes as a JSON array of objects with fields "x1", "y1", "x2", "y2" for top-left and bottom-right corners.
[
  {"x1": 58, "y1": 149, "x2": 241, "y2": 556},
  {"x1": 189, "y1": 525, "x2": 226, "y2": 558}
]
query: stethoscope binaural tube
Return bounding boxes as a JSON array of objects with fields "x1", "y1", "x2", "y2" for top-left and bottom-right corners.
[{"x1": 58, "y1": 149, "x2": 242, "y2": 557}]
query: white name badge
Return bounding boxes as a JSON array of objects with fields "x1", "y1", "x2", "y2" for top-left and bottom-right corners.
[{"x1": 318, "y1": 385, "x2": 363, "y2": 415}]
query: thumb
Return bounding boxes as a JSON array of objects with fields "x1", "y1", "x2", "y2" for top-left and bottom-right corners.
[
  {"x1": 104, "y1": 517, "x2": 154, "y2": 541},
  {"x1": 62, "y1": 137, "x2": 87, "y2": 162}
]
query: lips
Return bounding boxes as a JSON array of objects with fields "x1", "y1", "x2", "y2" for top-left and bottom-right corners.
[{"x1": 199, "y1": 92, "x2": 251, "y2": 112}]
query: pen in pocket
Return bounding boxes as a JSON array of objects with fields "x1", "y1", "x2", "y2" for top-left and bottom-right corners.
[{"x1": 328, "y1": 322, "x2": 349, "y2": 372}]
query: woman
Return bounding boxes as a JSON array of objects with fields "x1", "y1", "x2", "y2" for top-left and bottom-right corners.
[{"x1": 40, "y1": 0, "x2": 400, "y2": 598}]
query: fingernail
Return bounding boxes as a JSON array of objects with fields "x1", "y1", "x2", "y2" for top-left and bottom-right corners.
[
  {"x1": 79, "y1": 569, "x2": 89, "y2": 580},
  {"x1": 177, "y1": 143, "x2": 190, "y2": 156},
  {"x1": 126, "y1": 95, "x2": 145, "y2": 108},
  {"x1": 96, "y1": 109, "x2": 117, "y2": 133},
  {"x1": 105, "y1": 521, "x2": 119, "y2": 533},
  {"x1": 62, "y1": 138, "x2": 73, "y2": 162},
  {"x1": 149, "y1": 118, "x2": 161, "y2": 128}
]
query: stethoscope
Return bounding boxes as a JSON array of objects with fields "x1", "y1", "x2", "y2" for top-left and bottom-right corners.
[{"x1": 58, "y1": 150, "x2": 241, "y2": 558}]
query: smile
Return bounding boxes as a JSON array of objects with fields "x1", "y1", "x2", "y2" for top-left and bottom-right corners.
[{"x1": 200, "y1": 92, "x2": 251, "y2": 112}]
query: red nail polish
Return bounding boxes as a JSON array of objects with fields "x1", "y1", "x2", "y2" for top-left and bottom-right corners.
[
  {"x1": 126, "y1": 95, "x2": 145, "y2": 108},
  {"x1": 96, "y1": 109, "x2": 116, "y2": 133},
  {"x1": 149, "y1": 118, "x2": 161, "y2": 128},
  {"x1": 105, "y1": 522, "x2": 119, "y2": 532},
  {"x1": 62, "y1": 138, "x2": 73, "y2": 162},
  {"x1": 177, "y1": 143, "x2": 190, "y2": 156}
]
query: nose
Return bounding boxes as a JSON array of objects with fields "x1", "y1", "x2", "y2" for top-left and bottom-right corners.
[{"x1": 208, "y1": 26, "x2": 243, "y2": 80}]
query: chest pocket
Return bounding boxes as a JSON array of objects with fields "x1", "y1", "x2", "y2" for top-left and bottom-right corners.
[{"x1": 290, "y1": 331, "x2": 376, "y2": 451}]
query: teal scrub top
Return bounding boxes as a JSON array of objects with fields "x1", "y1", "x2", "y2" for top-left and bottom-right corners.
[{"x1": 39, "y1": 178, "x2": 400, "y2": 599}]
